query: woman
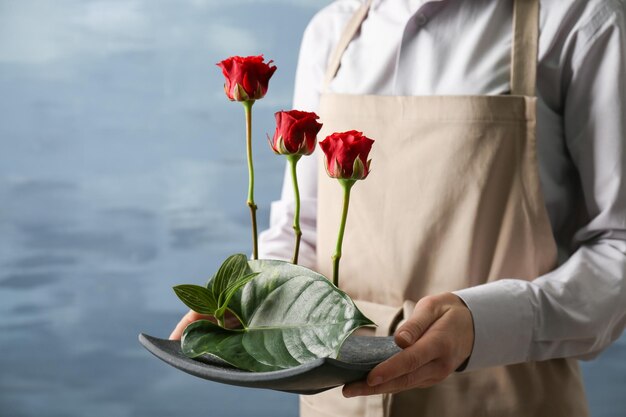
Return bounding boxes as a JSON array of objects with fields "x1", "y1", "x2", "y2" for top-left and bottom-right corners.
[{"x1": 173, "y1": 0, "x2": 626, "y2": 415}]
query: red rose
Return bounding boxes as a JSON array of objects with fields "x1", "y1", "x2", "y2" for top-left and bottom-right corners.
[
  {"x1": 269, "y1": 110, "x2": 323, "y2": 156},
  {"x1": 216, "y1": 55, "x2": 277, "y2": 102},
  {"x1": 319, "y1": 130, "x2": 374, "y2": 180}
]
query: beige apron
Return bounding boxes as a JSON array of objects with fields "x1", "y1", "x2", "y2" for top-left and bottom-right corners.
[{"x1": 303, "y1": 0, "x2": 589, "y2": 416}]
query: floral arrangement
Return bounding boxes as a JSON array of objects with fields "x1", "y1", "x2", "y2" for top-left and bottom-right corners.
[{"x1": 172, "y1": 55, "x2": 375, "y2": 372}]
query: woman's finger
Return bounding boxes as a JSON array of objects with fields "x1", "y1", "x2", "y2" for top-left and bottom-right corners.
[
  {"x1": 169, "y1": 310, "x2": 212, "y2": 340},
  {"x1": 169, "y1": 310, "x2": 242, "y2": 340},
  {"x1": 394, "y1": 296, "x2": 440, "y2": 348},
  {"x1": 343, "y1": 359, "x2": 447, "y2": 397},
  {"x1": 365, "y1": 330, "x2": 443, "y2": 387}
]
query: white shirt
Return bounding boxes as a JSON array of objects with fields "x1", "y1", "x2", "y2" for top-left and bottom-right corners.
[{"x1": 259, "y1": 0, "x2": 626, "y2": 371}]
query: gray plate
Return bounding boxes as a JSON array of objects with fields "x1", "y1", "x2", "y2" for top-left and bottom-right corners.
[{"x1": 139, "y1": 333, "x2": 401, "y2": 395}]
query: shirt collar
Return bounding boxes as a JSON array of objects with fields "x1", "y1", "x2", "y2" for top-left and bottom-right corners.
[{"x1": 372, "y1": 0, "x2": 447, "y2": 15}]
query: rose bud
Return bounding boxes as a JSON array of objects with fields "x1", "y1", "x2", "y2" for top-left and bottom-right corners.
[
  {"x1": 319, "y1": 130, "x2": 374, "y2": 180},
  {"x1": 269, "y1": 110, "x2": 323, "y2": 157},
  {"x1": 216, "y1": 55, "x2": 277, "y2": 102}
]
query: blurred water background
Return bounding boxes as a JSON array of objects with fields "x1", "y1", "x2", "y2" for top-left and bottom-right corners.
[{"x1": 0, "y1": 1, "x2": 624, "y2": 416}]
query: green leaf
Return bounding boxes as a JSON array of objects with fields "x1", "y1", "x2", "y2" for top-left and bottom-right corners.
[
  {"x1": 225, "y1": 271, "x2": 258, "y2": 292},
  {"x1": 182, "y1": 260, "x2": 374, "y2": 372},
  {"x1": 173, "y1": 285, "x2": 218, "y2": 315},
  {"x1": 234, "y1": 83, "x2": 249, "y2": 101},
  {"x1": 352, "y1": 157, "x2": 365, "y2": 179},
  {"x1": 214, "y1": 272, "x2": 259, "y2": 320},
  {"x1": 211, "y1": 253, "x2": 251, "y2": 303}
]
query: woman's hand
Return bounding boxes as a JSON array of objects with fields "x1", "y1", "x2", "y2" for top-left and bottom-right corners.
[
  {"x1": 343, "y1": 293, "x2": 474, "y2": 397},
  {"x1": 169, "y1": 310, "x2": 242, "y2": 340}
]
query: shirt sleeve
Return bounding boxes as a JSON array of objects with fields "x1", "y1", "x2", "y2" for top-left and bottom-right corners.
[{"x1": 454, "y1": 5, "x2": 626, "y2": 371}]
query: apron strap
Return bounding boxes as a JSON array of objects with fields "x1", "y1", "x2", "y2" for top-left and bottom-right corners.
[
  {"x1": 322, "y1": 0, "x2": 373, "y2": 91},
  {"x1": 510, "y1": 0, "x2": 540, "y2": 96},
  {"x1": 322, "y1": 0, "x2": 540, "y2": 97}
]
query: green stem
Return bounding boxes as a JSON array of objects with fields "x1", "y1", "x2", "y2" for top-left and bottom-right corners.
[
  {"x1": 287, "y1": 155, "x2": 302, "y2": 265},
  {"x1": 243, "y1": 100, "x2": 258, "y2": 260},
  {"x1": 332, "y1": 180, "x2": 355, "y2": 287}
]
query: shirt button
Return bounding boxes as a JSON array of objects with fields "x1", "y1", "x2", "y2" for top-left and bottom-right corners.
[{"x1": 415, "y1": 13, "x2": 428, "y2": 27}]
